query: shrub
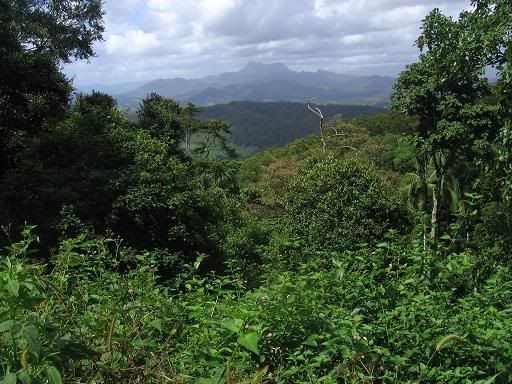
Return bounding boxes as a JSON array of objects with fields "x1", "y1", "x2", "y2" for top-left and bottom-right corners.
[{"x1": 283, "y1": 157, "x2": 411, "y2": 252}]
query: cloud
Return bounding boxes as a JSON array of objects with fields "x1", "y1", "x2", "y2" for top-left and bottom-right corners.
[
  {"x1": 64, "y1": 0, "x2": 471, "y2": 85},
  {"x1": 106, "y1": 29, "x2": 160, "y2": 56}
]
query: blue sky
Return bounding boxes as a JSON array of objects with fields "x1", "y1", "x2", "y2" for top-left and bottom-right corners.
[{"x1": 64, "y1": 0, "x2": 470, "y2": 86}]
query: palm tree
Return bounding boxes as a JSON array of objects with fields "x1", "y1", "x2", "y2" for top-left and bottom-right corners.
[
  {"x1": 202, "y1": 160, "x2": 239, "y2": 194},
  {"x1": 402, "y1": 153, "x2": 461, "y2": 250}
]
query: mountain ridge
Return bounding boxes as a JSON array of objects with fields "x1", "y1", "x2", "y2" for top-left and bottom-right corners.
[{"x1": 110, "y1": 62, "x2": 394, "y2": 107}]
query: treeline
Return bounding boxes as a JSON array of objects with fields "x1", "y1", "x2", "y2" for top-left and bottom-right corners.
[{"x1": 198, "y1": 101, "x2": 387, "y2": 149}]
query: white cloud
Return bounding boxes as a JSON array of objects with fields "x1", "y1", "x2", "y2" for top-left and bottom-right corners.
[
  {"x1": 341, "y1": 34, "x2": 366, "y2": 45},
  {"x1": 105, "y1": 29, "x2": 160, "y2": 55},
  {"x1": 65, "y1": 0, "x2": 471, "y2": 85}
]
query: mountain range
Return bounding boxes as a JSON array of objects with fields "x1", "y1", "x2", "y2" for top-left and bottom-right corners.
[{"x1": 79, "y1": 62, "x2": 395, "y2": 107}]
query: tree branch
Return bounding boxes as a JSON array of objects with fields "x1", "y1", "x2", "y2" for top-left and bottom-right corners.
[{"x1": 306, "y1": 98, "x2": 326, "y2": 153}]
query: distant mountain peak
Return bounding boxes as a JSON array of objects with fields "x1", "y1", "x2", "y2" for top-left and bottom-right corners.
[{"x1": 239, "y1": 61, "x2": 291, "y2": 74}]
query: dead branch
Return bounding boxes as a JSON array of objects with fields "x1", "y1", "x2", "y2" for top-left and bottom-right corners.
[{"x1": 306, "y1": 98, "x2": 326, "y2": 153}]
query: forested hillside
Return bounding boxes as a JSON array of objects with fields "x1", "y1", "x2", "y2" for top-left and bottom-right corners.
[
  {"x1": 1, "y1": 1, "x2": 512, "y2": 384},
  {"x1": 198, "y1": 101, "x2": 385, "y2": 149}
]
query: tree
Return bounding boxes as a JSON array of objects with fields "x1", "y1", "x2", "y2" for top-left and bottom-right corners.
[
  {"x1": 0, "y1": 92, "x2": 132, "y2": 245},
  {"x1": 183, "y1": 102, "x2": 203, "y2": 152},
  {"x1": 0, "y1": 93, "x2": 231, "y2": 272},
  {"x1": 402, "y1": 150, "x2": 462, "y2": 250},
  {"x1": 255, "y1": 157, "x2": 303, "y2": 213},
  {"x1": 137, "y1": 94, "x2": 236, "y2": 160},
  {"x1": 391, "y1": 7, "x2": 498, "y2": 245},
  {"x1": 0, "y1": 0, "x2": 105, "y2": 174},
  {"x1": 137, "y1": 93, "x2": 189, "y2": 157},
  {"x1": 284, "y1": 157, "x2": 410, "y2": 252},
  {"x1": 1, "y1": 0, "x2": 104, "y2": 62},
  {"x1": 193, "y1": 119, "x2": 237, "y2": 159},
  {"x1": 464, "y1": 0, "x2": 512, "y2": 200},
  {"x1": 75, "y1": 90, "x2": 117, "y2": 112},
  {"x1": 195, "y1": 159, "x2": 240, "y2": 194},
  {"x1": 324, "y1": 116, "x2": 364, "y2": 153}
]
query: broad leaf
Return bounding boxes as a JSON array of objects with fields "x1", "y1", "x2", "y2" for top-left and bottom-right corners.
[
  {"x1": 0, "y1": 320, "x2": 14, "y2": 333},
  {"x1": 6, "y1": 279, "x2": 20, "y2": 297},
  {"x1": 238, "y1": 332, "x2": 259, "y2": 355},
  {"x1": 302, "y1": 334, "x2": 319, "y2": 347},
  {"x1": 0, "y1": 373, "x2": 17, "y2": 384},
  {"x1": 23, "y1": 324, "x2": 41, "y2": 355},
  {"x1": 17, "y1": 371, "x2": 31, "y2": 384},
  {"x1": 47, "y1": 366, "x2": 62, "y2": 384},
  {"x1": 149, "y1": 319, "x2": 163, "y2": 332},
  {"x1": 221, "y1": 318, "x2": 243, "y2": 333}
]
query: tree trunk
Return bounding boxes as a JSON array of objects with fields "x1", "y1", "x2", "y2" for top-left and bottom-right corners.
[
  {"x1": 423, "y1": 219, "x2": 427, "y2": 251},
  {"x1": 431, "y1": 166, "x2": 442, "y2": 246},
  {"x1": 319, "y1": 117, "x2": 326, "y2": 153},
  {"x1": 306, "y1": 101, "x2": 326, "y2": 153},
  {"x1": 185, "y1": 128, "x2": 191, "y2": 152}
]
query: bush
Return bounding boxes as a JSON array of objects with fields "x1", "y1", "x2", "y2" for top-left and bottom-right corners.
[{"x1": 283, "y1": 157, "x2": 411, "y2": 252}]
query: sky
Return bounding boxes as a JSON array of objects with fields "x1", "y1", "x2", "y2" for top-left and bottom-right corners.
[{"x1": 64, "y1": 0, "x2": 471, "y2": 86}]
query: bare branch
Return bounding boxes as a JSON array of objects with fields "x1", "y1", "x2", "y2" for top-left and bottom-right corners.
[
  {"x1": 306, "y1": 97, "x2": 326, "y2": 153},
  {"x1": 307, "y1": 104, "x2": 323, "y2": 118}
]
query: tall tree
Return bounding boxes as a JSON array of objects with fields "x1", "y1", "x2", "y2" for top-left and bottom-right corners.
[
  {"x1": 391, "y1": 7, "x2": 498, "y2": 245},
  {"x1": 137, "y1": 93, "x2": 188, "y2": 157},
  {"x1": 183, "y1": 102, "x2": 203, "y2": 153},
  {"x1": 193, "y1": 119, "x2": 237, "y2": 159},
  {"x1": 0, "y1": 0, "x2": 105, "y2": 173},
  {"x1": 464, "y1": 0, "x2": 512, "y2": 199}
]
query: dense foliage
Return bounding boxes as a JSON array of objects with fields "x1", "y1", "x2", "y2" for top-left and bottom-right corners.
[
  {"x1": 198, "y1": 101, "x2": 385, "y2": 150},
  {"x1": 284, "y1": 157, "x2": 410, "y2": 251},
  {"x1": 1, "y1": 0, "x2": 512, "y2": 383},
  {"x1": 0, "y1": 0, "x2": 104, "y2": 174},
  {"x1": 0, "y1": 93, "x2": 233, "y2": 272},
  {"x1": 2, "y1": 226, "x2": 512, "y2": 383}
]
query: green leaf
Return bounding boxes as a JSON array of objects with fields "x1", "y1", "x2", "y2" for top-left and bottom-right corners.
[
  {"x1": 477, "y1": 373, "x2": 501, "y2": 384},
  {"x1": 23, "y1": 324, "x2": 41, "y2": 355},
  {"x1": 238, "y1": 332, "x2": 259, "y2": 355},
  {"x1": 10, "y1": 322, "x2": 22, "y2": 337},
  {"x1": 21, "y1": 282, "x2": 35, "y2": 291},
  {"x1": 302, "y1": 334, "x2": 319, "y2": 347},
  {"x1": 0, "y1": 373, "x2": 17, "y2": 384},
  {"x1": 194, "y1": 367, "x2": 225, "y2": 384},
  {"x1": 149, "y1": 319, "x2": 163, "y2": 332},
  {"x1": 0, "y1": 320, "x2": 14, "y2": 333},
  {"x1": 17, "y1": 371, "x2": 31, "y2": 384},
  {"x1": 6, "y1": 279, "x2": 20, "y2": 297},
  {"x1": 221, "y1": 318, "x2": 243, "y2": 333},
  {"x1": 193, "y1": 255, "x2": 205, "y2": 270},
  {"x1": 47, "y1": 366, "x2": 62, "y2": 384}
]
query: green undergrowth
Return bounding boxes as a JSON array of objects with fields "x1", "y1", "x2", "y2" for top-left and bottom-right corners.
[{"x1": 1, "y1": 228, "x2": 511, "y2": 383}]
